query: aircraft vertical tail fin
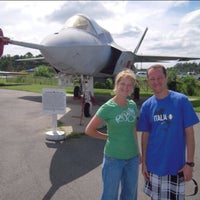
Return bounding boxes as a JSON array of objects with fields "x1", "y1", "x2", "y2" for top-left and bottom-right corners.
[{"x1": 133, "y1": 27, "x2": 148, "y2": 54}]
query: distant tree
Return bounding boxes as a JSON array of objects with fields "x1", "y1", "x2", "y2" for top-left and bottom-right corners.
[
  {"x1": 33, "y1": 65, "x2": 52, "y2": 77},
  {"x1": 173, "y1": 62, "x2": 200, "y2": 74},
  {"x1": 167, "y1": 68, "x2": 178, "y2": 91},
  {"x1": 178, "y1": 76, "x2": 198, "y2": 96},
  {"x1": 105, "y1": 78, "x2": 113, "y2": 89},
  {"x1": 0, "y1": 56, "x2": 13, "y2": 71},
  {"x1": 25, "y1": 52, "x2": 33, "y2": 58}
]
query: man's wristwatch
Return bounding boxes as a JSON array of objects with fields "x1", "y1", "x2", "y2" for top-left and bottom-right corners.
[{"x1": 186, "y1": 162, "x2": 195, "y2": 167}]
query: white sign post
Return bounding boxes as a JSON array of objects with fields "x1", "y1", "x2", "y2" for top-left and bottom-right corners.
[{"x1": 42, "y1": 88, "x2": 66, "y2": 141}]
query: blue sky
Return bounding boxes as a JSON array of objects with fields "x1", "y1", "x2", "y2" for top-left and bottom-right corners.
[{"x1": 1, "y1": 1, "x2": 200, "y2": 68}]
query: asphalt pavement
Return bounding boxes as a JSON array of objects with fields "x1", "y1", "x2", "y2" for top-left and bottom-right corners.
[{"x1": 0, "y1": 89, "x2": 199, "y2": 200}]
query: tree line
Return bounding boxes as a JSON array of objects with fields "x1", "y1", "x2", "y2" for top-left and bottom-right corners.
[
  {"x1": 0, "y1": 52, "x2": 52, "y2": 72},
  {"x1": 1, "y1": 52, "x2": 200, "y2": 96},
  {"x1": 1, "y1": 52, "x2": 200, "y2": 74}
]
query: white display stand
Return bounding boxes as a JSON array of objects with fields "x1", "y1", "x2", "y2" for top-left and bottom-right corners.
[{"x1": 42, "y1": 88, "x2": 66, "y2": 141}]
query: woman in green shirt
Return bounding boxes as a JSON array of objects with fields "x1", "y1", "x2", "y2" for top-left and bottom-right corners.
[{"x1": 85, "y1": 69, "x2": 140, "y2": 200}]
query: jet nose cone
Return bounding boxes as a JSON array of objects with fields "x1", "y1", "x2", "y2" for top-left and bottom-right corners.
[
  {"x1": 41, "y1": 28, "x2": 99, "y2": 47},
  {"x1": 39, "y1": 27, "x2": 111, "y2": 76}
]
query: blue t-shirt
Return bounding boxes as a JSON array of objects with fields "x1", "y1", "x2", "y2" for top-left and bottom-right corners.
[{"x1": 138, "y1": 91, "x2": 199, "y2": 176}]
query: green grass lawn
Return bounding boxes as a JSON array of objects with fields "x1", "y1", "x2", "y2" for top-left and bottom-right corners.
[{"x1": 0, "y1": 81, "x2": 200, "y2": 112}]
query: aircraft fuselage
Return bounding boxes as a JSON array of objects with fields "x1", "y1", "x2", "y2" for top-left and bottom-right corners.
[{"x1": 41, "y1": 28, "x2": 111, "y2": 75}]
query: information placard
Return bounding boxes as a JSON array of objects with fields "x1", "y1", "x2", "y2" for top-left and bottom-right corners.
[{"x1": 42, "y1": 88, "x2": 66, "y2": 114}]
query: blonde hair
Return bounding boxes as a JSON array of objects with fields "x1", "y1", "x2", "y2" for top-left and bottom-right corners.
[{"x1": 113, "y1": 69, "x2": 136, "y2": 94}]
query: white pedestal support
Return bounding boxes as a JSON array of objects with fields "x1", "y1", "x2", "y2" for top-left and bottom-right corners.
[{"x1": 45, "y1": 114, "x2": 66, "y2": 141}]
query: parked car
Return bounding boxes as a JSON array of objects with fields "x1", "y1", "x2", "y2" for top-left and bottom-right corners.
[{"x1": 136, "y1": 71, "x2": 147, "y2": 77}]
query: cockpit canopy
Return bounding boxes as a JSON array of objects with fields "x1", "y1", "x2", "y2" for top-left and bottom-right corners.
[{"x1": 63, "y1": 14, "x2": 113, "y2": 43}]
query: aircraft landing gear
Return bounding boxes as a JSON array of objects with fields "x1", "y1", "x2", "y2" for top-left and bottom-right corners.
[
  {"x1": 79, "y1": 76, "x2": 95, "y2": 124},
  {"x1": 80, "y1": 91, "x2": 95, "y2": 125},
  {"x1": 81, "y1": 90, "x2": 93, "y2": 118},
  {"x1": 58, "y1": 74, "x2": 95, "y2": 124},
  {"x1": 84, "y1": 102, "x2": 91, "y2": 117},
  {"x1": 73, "y1": 85, "x2": 81, "y2": 99},
  {"x1": 82, "y1": 76, "x2": 94, "y2": 117}
]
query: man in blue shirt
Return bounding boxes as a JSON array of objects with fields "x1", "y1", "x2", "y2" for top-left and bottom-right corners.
[{"x1": 138, "y1": 64, "x2": 199, "y2": 200}]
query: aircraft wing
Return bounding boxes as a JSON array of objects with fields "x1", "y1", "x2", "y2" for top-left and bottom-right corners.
[
  {"x1": 16, "y1": 57, "x2": 45, "y2": 61},
  {"x1": 0, "y1": 70, "x2": 28, "y2": 75},
  {"x1": 134, "y1": 54, "x2": 200, "y2": 63}
]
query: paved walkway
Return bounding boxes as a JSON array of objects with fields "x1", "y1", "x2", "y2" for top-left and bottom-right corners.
[{"x1": 0, "y1": 89, "x2": 199, "y2": 200}]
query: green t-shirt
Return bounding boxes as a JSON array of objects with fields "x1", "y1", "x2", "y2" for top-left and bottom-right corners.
[{"x1": 96, "y1": 98, "x2": 139, "y2": 159}]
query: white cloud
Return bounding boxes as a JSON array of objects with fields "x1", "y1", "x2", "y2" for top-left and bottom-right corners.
[
  {"x1": 180, "y1": 9, "x2": 200, "y2": 26},
  {"x1": 1, "y1": 0, "x2": 199, "y2": 66}
]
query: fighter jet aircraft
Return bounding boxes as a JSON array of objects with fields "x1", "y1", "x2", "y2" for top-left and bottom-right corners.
[{"x1": 0, "y1": 13, "x2": 199, "y2": 116}]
